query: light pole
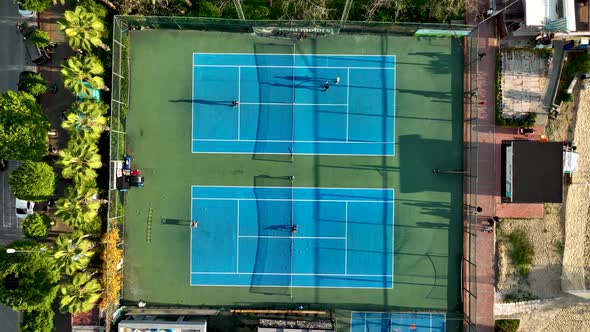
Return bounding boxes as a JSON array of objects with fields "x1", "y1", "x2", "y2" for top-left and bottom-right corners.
[{"x1": 6, "y1": 247, "x2": 48, "y2": 254}]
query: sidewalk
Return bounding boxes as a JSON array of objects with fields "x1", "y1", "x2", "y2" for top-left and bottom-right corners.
[
  {"x1": 37, "y1": 3, "x2": 75, "y2": 151},
  {"x1": 466, "y1": 4, "x2": 499, "y2": 331}
]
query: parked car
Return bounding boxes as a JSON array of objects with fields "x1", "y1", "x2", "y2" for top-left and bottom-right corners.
[
  {"x1": 17, "y1": 3, "x2": 35, "y2": 18},
  {"x1": 0, "y1": 159, "x2": 7, "y2": 171},
  {"x1": 15, "y1": 198, "x2": 35, "y2": 219},
  {"x1": 17, "y1": 23, "x2": 51, "y2": 65}
]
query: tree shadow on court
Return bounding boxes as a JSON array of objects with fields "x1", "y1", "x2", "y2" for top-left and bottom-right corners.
[
  {"x1": 396, "y1": 88, "x2": 453, "y2": 103},
  {"x1": 407, "y1": 50, "x2": 453, "y2": 75},
  {"x1": 398, "y1": 135, "x2": 462, "y2": 193}
]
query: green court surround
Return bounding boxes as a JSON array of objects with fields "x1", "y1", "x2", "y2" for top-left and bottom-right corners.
[{"x1": 123, "y1": 27, "x2": 464, "y2": 330}]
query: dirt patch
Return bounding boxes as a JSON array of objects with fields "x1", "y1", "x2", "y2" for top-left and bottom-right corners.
[
  {"x1": 515, "y1": 296, "x2": 590, "y2": 332},
  {"x1": 495, "y1": 203, "x2": 564, "y2": 301}
]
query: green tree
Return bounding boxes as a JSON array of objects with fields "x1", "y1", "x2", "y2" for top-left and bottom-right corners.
[
  {"x1": 22, "y1": 213, "x2": 54, "y2": 240},
  {"x1": 62, "y1": 101, "x2": 110, "y2": 139},
  {"x1": 30, "y1": 30, "x2": 51, "y2": 48},
  {"x1": 58, "y1": 6, "x2": 106, "y2": 52},
  {"x1": 0, "y1": 91, "x2": 50, "y2": 161},
  {"x1": 18, "y1": 72, "x2": 47, "y2": 96},
  {"x1": 61, "y1": 55, "x2": 105, "y2": 97},
  {"x1": 9, "y1": 161, "x2": 56, "y2": 201},
  {"x1": 56, "y1": 138, "x2": 101, "y2": 182},
  {"x1": 18, "y1": 0, "x2": 52, "y2": 12},
  {"x1": 54, "y1": 186, "x2": 101, "y2": 230},
  {"x1": 53, "y1": 231, "x2": 95, "y2": 275},
  {"x1": 21, "y1": 307, "x2": 54, "y2": 332},
  {"x1": 565, "y1": 53, "x2": 590, "y2": 77},
  {"x1": 59, "y1": 272, "x2": 101, "y2": 314},
  {"x1": 0, "y1": 241, "x2": 59, "y2": 311}
]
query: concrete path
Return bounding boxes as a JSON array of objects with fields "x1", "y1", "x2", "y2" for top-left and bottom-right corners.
[
  {"x1": 543, "y1": 40, "x2": 567, "y2": 110},
  {"x1": 466, "y1": 5, "x2": 500, "y2": 332}
]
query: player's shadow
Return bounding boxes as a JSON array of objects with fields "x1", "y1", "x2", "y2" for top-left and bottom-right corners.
[
  {"x1": 265, "y1": 224, "x2": 291, "y2": 231},
  {"x1": 161, "y1": 218, "x2": 191, "y2": 226},
  {"x1": 275, "y1": 75, "x2": 331, "y2": 82}
]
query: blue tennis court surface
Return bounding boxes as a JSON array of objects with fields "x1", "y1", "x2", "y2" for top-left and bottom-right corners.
[
  {"x1": 351, "y1": 312, "x2": 446, "y2": 332},
  {"x1": 190, "y1": 186, "x2": 394, "y2": 288},
  {"x1": 191, "y1": 53, "x2": 395, "y2": 155}
]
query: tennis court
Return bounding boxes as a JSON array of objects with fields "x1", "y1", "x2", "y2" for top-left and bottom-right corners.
[
  {"x1": 350, "y1": 312, "x2": 446, "y2": 332},
  {"x1": 190, "y1": 186, "x2": 394, "y2": 288},
  {"x1": 191, "y1": 53, "x2": 396, "y2": 155}
]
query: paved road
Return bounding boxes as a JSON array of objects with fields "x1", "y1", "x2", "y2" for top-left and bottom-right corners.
[
  {"x1": 0, "y1": 0, "x2": 37, "y2": 93},
  {"x1": 0, "y1": 2, "x2": 35, "y2": 330}
]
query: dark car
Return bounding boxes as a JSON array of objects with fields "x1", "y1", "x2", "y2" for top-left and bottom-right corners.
[
  {"x1": 17, "y1": 23, "x2": 50, "y2": 65},
  {"x1": 0, "y1": 159, "x2": 6, "y2": 171}
]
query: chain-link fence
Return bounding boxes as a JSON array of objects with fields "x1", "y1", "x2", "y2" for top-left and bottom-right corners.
[{"x1": 463, "y1": 27, "x2": 479, "y2": 332}]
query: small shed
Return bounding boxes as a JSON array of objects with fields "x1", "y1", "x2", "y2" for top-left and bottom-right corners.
[{"x1": 502, "y1": 140, "x2": 563, "y2": 203}]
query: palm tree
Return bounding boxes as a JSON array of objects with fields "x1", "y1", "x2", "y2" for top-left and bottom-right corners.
[
  {"x1": 58, "y1": 6, "x2": 106, "y2": 52},
  {"x1": 62, "y1": 112, "x2": 109, "y2": 140},
  {"x1": 53, "y1": 231, "x2": 95, "y2": 275},
  {"x1": 59, "y1": 272, "x2": 101, "y2": 314},
  {"x1": 61, "y1": 55, "x2": 105, "y2": 97},
  {"x1": 56, "y1": 140, "x2": 101, "y2": 182},
  {"x1": 54, "y1": 186, "x2": 101, "y2": 229}
]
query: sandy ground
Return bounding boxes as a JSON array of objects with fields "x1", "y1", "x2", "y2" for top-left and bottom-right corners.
[
  {"x1": 496, "y1": 204, "x2": 564, "y2": 301},
  {"x1": 561, "y1": 87, "x2": 590, "y2": 292},
  {"x1": 495, "y1": 88, "x2": 590, "y2": 330},
  {"x1": 516, "y1": 296, "x2": 590, "y2": 332}
]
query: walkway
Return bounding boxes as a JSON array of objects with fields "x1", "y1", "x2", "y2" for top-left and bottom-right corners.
[
  {"x1": 466, "y1": 6, "x2": 499, "y2": 332},
  {"x1": 38, "y1": 2, "x2": 75, "y2": 149}
]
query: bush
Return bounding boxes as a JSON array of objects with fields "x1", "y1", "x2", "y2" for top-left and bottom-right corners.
[
  {"x1": 21, "y1": 307, "x2": 54, "y2": 332},
  {"x1": 22, "y1": 213, "x2": 53, "y2": 240},
  {"x1": 556, "y1": 90, "x2": 573, "y2": 104},
  {"x1": 18, "y1": 73, "x2": 47, "y2": 97},
  {"x1": 9, "y1": 161, "x2": 56, "y2": 202},
  {"x1": 503, "y1": 290, "x2": 537, "y2": 302},
  {"x1": 30, "y1": 30, "x2": 50, "y2": 48},
  {"x1": 564, "y1": 53, "x2": 590, "y2": 77},
  {"x1": 506, "y1": 229, "x2": 535, "y2": 277},
  {"x1": 19, "y1": 0, "x2": 52, "y2": 12},
  {"x1": 0, "y1": 241, "x2": 59, "y2": 311},
  {"x1": 498, "y1": 112, "x2": 537, "y2": 128},
  {"x1": 495, "y1": 319, "x2": 520, "y2": 332}
]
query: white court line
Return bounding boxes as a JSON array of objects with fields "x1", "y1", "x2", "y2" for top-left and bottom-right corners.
[
  {"x1": 192, "y1": 184, "x2": 396, "y2": 191},
  {"x1": 189, "y1": 186, "x2": 193, "y2": 285},
  {"x1": 193, "y1": 151, "x2": 394, "y2": 156},
  {"x1": 192, "y1": 198, "x2": 393, "y2": 203},
  {"x1": 193, "y1": 138, "x2": 394, "y2": 143},
  {"x1": 346, "y1": 67, "x2": 350, "y2": 141},
  {"x1": 194, "y1": 52, "x2": 396, "y2": 58},
  {"x1": 238, "y1": 235, "x2": 346, "y2": 240},
  {"x1": 190, "y1": 283, "x2": 392, "y2": 289},
  {"x1": 193, "y1": 64, "x2": 395, "y2": 70},
  {"x1": 345, "y1": 201, "x2": 348, "y2": 275},
  {"x1": 237, "y1": 102, "x2": 347, "y2": 106},
  {"x1": 191, "y1": 272, "x2": 392, "y2": 277},
  {"x1": 237, "y1": 66, "x2": 241, "y2": 140},
  {"x1": 236, "y1": 200, "x2": 240, "y2": 272}
]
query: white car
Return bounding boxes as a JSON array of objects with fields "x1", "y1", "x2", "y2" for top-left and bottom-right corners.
[
  {"x1": 17, "y1": 3, "x2": 35, "y2": 18},
  {"x1": 15, "y1": 198, "x2": 34, "y2": 219}
]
